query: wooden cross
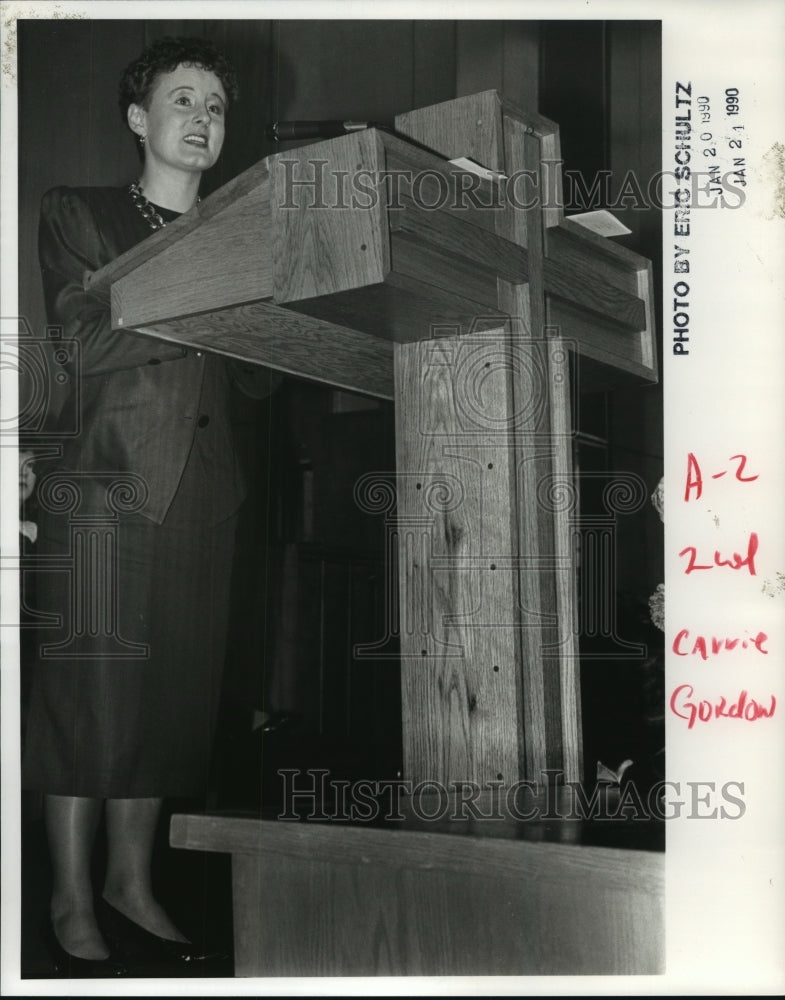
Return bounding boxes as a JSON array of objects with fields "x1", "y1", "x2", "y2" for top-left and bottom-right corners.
[
  {"x1": 89, "y1": 90, "x2": 656, "y2": 788},
  {"x1": 389, "y1": 92, "x2": 655, "y2": 787}
]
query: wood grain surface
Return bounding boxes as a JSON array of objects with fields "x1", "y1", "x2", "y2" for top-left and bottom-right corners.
[
  {"x1": 172, "y1": 811, "x2": 663, "y2": 976},
  {"x1": 112, "y1": 185, "x2": 273, "y2": 328},
  {"x1": 271, "y1": 129, "x2": 388, "y2": 302},
  {"x1": 499, "y1": 115, "x2": 582, "y2": 782},
  {"x1": 394, "y1": 331, "x2": 525, "y2": 788},
  {"x1": 171, "y1": 811, "x2": 663, "y2": 895},
  {"x1": 396, "y1": 90, "x2": 506, "y2": 174},
  {"x1": 85, "y1": 158, "x2": 271, "y2": 300},
  {"x1": 125, "y1": 300, "x2": 395, "y2": 399}
]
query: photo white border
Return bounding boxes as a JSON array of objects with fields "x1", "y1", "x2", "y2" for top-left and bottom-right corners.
[{"x1": 2, "y1": 1, "x2": 783, "y2": 994}]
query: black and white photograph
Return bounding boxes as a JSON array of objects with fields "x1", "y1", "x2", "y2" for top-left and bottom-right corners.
[{"x1": 1, "y1": 1, "x2": 782, "y2": 994}]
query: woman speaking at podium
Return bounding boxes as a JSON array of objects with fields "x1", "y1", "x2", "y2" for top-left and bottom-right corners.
[{"x1": 22, "y1": 36, "x2": 275, "y2": 976}]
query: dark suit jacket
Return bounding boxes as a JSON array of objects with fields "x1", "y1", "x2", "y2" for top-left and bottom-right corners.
[{"x1": 39, "y1": 186, "x2": 277, "y2": 525}]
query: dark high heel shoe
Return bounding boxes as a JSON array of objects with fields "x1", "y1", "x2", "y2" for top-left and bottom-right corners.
[
  {"x1": 97, "y1": 897, "x2": 229, "y2": 968},
  {"x1": 42, "y1": 918, "x2": 128, "y2": 978}
]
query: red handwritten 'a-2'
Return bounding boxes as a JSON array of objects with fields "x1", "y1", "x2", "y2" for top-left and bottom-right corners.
[{"x1": 684, "y1": 452, "x2": 758, "y2": 502}]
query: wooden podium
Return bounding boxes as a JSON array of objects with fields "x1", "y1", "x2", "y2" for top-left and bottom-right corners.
[{"x1": 89, "y1": 91, "x2": 660, "y2": 975}]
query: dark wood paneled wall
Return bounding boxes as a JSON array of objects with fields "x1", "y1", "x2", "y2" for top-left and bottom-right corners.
[
  {"x1": 608, "y1": 21, "x2": 664, "y2": 601},
  {"x1": 456, "y1": 20, "x2": 540, "y2": 105}
]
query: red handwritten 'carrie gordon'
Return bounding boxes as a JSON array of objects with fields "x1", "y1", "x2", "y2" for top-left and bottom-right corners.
[{"x1": 670, "y1": 684, "x2": 776, "y2": 728}]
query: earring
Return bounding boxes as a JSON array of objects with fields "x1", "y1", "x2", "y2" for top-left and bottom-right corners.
[{"x1": 139, "y1": 135, "x2": 146, "y2": 147}]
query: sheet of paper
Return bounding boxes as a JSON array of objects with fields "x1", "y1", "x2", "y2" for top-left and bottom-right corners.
[
  {"x1": 448, "y1": 156, "x2": 508, "y2": 181},
  {"x1": 567, "y1": 209, "x2": 632, "y2": 237}
]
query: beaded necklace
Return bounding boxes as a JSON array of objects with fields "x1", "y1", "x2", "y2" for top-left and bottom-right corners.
[
  {"x1": 128, "y1": 182, "x2": 200, "y2": 231},
  {"x1": 128, "y1": 182, "x2": 168, "y2": 230}
]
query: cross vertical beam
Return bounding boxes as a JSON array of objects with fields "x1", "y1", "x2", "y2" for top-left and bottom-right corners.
[{"x1": 393, "y1": 91, "x2": 584, "y2": 785}]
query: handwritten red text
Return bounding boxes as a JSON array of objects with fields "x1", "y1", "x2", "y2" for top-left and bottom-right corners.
[
  {"x1": 684, "y1": 452, "x2": 759, "y2": 502},
  {"x1": 670, "y1": 684, "x2": 776, "y2": 728},
  {"x1": 672, "y1": 629, "x2": 769, "y2": 659},
  {"x1": 679, "y1": 532, "x2": 758, "y2": 575}
]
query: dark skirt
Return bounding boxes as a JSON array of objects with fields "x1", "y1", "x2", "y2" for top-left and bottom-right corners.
[{"x1": 22, "y1": 479, "x2": 238, "y2": 799}]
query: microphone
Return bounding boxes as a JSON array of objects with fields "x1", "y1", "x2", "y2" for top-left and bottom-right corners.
[
  {"x1": 266, "y1": 120, "x2": 381, "y2": 142},
  {"x1": 265, "y1": 119, "x2": 446, "y2": 162}
]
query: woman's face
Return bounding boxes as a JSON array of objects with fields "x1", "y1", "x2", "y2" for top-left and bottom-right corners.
[{"x1": 129, "y1": 63, "x2": 227, "y2": 177}]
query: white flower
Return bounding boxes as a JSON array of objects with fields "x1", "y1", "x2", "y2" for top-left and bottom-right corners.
[
  {"x1": 648, "y1": 582, "x2": 665, "y2": 631},
  {"x1": 651, "y1": 476, "x2": 664, "y2": 523}
]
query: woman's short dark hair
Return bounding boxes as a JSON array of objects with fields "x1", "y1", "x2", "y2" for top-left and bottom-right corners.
[{"x1": 118, "y1": 36, "x2": 239, "y2": 126}]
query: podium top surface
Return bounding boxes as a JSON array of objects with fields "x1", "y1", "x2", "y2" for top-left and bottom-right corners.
[{"x1": 81, "y1": 99, "x2": 657, "y2": 391}]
